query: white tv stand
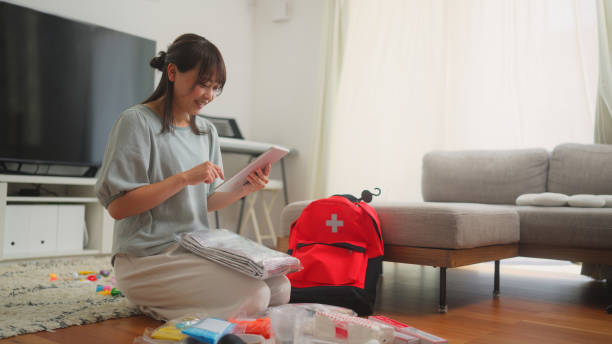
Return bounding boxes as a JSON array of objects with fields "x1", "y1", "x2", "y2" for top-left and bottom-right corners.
[{"x1": 0, "y1": 174, "x2": 113, "y2": 262}]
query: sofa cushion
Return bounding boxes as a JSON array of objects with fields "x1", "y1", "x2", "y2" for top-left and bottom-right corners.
[
  {"x1": 532, "y1": 192, "x2": 569, "y2": 207},
  {"x1": 516, "y1": 206, "x2": 612, "y2": 249},
  {"x1": 374, "y1": 202, "x2": 519, "y2": 249},
  {"x1": 422, "y1": 148, "x2": 549, "y2": 204},
  {"x1": 547, "y1": 143, "x2": 612, "y2": 195},
  {"x1": 516, "y1": 193, "x2": 538, "y2": 206},
  {"x1": 281, "y1": 201, "x2": 520, "y2": 250},
  {"x1": 567, "y1": 194, "x2": 605, "y2": 208}
]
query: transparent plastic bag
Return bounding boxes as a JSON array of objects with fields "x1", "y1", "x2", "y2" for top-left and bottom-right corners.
[
  {"x1": 266, "y1": 303, "x2": 358, "y2": 344},
  {"x1": 133, "y1": 315, "x2": 204, "y2": 344},
  {"x1": 229, "y1": 317, "x2": 273, "y2": 340},
  {"x1": 181, "y1": 318, "x2": 236, "y2": 343},
  {"x1": 310, "y1": 311, "x2": 395, "y2": 344}
]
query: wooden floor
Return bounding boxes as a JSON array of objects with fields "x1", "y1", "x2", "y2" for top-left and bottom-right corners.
[{"x1": 1, "y1": 258, "x2": 611, "y2": 343}]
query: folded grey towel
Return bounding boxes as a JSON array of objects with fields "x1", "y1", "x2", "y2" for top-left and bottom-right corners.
[{"x1": 177, "y1": 229, "x2": 301, "y2": 280}]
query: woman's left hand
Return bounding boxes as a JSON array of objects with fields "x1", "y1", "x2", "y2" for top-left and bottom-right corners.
[{"x1": 242, "y1": 163, "x2": 270, "y2": 194}]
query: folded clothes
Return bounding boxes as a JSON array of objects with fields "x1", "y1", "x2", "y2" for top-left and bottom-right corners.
[{"x1": 177, "y1": 229, "x2": 302, "y2": 280}]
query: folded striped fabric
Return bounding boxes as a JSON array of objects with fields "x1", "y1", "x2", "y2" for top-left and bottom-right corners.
[{"x1": 177, "y1": 229, "x2": 301, "y2": 280}]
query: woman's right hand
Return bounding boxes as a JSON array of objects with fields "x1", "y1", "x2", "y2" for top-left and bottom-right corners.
[
  {"x1": 107, "y1": 161, "x2": 223, "y2": 220},
  {"x1": 182, "y1": 161, "x2": 224, "y2": 185}
]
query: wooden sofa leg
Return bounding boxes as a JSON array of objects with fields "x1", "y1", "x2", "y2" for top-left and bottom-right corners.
[
  {"x1": 493, "y1": 260, "x2": 500, "y2": 297},
  {"x1": 439, "y1": 267, "x2": 448, "y2": 313}
]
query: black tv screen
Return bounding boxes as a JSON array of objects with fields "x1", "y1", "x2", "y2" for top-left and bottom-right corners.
[{"x1": 0, "y1": 2, "x2": 155, "y2": 176}]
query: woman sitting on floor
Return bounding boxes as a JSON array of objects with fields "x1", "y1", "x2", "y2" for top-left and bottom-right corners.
[{"x1": 95, "y1": 33, "x2": 290, "y2": 321}]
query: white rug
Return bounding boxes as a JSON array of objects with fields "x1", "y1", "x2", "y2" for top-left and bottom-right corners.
[{"x1": 0, "y1": 256, "x2": 141, "y2": 339}]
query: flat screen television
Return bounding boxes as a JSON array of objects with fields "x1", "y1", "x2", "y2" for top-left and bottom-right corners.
[{"x1": 0, "y1": 2, "x2": 155, "y2": 177}]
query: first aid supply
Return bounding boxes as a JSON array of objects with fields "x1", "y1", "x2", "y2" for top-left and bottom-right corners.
[
  {"x1": 368, "y1": 316, "x2": 448, "y2": 344},
  {"x1": 314, "y1": 311, "x2": 394, "y2": 344},
  {"x1": 181, "y1": 318, "x2": 236, "y2": 344}
]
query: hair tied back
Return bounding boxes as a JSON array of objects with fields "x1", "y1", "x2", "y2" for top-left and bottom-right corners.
[{"x1": 150, "y1": 51, "x2": 167, "y2": 72}]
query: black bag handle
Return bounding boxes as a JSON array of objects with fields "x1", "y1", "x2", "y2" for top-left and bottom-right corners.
[
  {"x1": 334, "y1": 187, "x2": 381, "y2": 204},
  {"x1": 357, "y1": 187, "x2": 381, "y2": 203}
]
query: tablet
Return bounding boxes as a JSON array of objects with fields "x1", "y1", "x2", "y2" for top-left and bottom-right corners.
[{"x1": 215, "y1": 145, "x2": 289, "y2": 193}]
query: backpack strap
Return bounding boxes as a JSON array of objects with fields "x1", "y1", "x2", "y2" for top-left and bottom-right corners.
[
  {"x1": 333, "y1": 194, "x2": 359, "y2": 203},
  {"x1": 287, "y1": 220, "x2": 298, "y2": 254},
  {"x1": 359, "y1": 203, "x2": 383, "y2": 246}
]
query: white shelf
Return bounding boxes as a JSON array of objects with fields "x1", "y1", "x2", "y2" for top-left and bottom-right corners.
[
  {"x1": 1, "y1": 249, "x2": 104, "y2": 262},
  {"x1": 7, "y1": 197, "x2": 99, "y2": 203},
  {"x1": 0, "y1": 174, "x2": 97, "y2": 185},
  {"x1": 0, "y1": 174, "x2": 114, "y2": 261}
]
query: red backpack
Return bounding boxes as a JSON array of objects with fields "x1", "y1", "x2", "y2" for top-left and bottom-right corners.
[{"x1": 286, "y1": 190, "x2": 383, "y2": 315}]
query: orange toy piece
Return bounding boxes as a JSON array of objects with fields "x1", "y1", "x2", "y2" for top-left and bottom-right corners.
[
  {"x1": 49, "y1": 273, "x2": 58, "y2": 282},
  {"x1": 229, "y1": 317, "x2": 272, "y2": 339}
]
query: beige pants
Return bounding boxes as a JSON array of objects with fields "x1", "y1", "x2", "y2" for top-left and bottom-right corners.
[{"x1": 114, "y1": 243, "x2": 291, "y2": 321}]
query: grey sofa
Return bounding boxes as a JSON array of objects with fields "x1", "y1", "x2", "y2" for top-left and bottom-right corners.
[{"x1": 279, "y1": 143, "x2": 612, "y2": 312}]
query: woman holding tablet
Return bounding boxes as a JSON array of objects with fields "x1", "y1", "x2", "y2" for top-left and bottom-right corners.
[{"x1": 95, "y1": 33, "x2": 290, "y2": 320}]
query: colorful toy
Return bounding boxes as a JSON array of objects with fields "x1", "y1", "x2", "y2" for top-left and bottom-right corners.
[
  {"x1": 96, "y1": 284, "x2": 115, "y2": 293},
  {"x1": 49, "y1": 273, "x2": 58, "y2": 282},
  {"x1": 87, "y1": 275, "x2": 98, "y2": 282},
  {"x1": 95, "y1": 285, "x2": 117, "y2": 296},
  {"x1": 99, "y1": 269, "x2": 111, "y2": 277},
  {"x1": 79, "y1": 270, "x2": 95, "y2": 275}
]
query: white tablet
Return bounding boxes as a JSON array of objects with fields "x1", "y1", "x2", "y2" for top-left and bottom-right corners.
[{"x1": 215, "y1": 145, "x2": 289, "y2": 193}]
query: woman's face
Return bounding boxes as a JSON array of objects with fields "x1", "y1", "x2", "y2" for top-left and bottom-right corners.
[{"x1": 168, "y1": 63, "x2": 222, "y2": 116}]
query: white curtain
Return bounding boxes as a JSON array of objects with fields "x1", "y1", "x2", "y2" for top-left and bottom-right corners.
[
  {"x1": 582, "y1": 0, "x2": 612, "y2": 286},
  {"x1": 595, "y1": 0, "x2": 612, "y2": 143},
  {"x1": 321, "y1": 0, "x2": 598, "y2": 202},
  {"x1": 309, "y1": 0, "x2": 348, "y2": 199}
]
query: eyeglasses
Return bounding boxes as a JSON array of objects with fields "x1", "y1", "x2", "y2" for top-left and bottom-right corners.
[{"x1": 200, "y1": 82, "x2": 223, "y2": 97}]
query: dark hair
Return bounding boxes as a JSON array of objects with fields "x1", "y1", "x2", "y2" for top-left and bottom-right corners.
[{"x1": 144, "y1": 33, "x2": 227, "y2": 135}]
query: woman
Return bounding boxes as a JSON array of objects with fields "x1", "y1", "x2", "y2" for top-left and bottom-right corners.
[{"x1": 95, "y1": 33, "x2": 290, "y2": 321}]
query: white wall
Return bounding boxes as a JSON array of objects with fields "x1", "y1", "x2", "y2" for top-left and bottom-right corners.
[
  {"x1": 247, "y1": 0, "x2": 327, "y2": 237},
  {"x1": 212, "y1": 0, "x2": 328, "y2": 240}
]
